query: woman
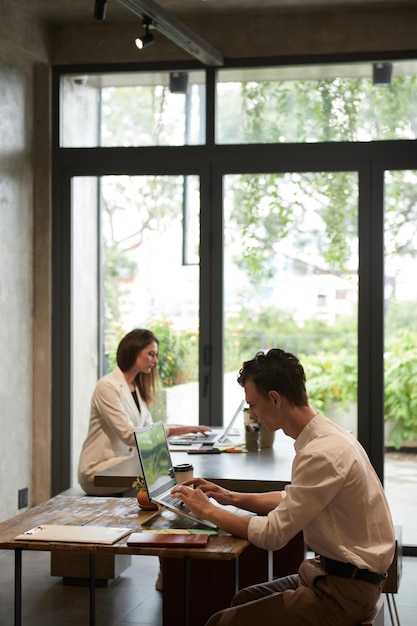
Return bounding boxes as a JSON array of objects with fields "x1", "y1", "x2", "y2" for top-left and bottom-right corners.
[{"x1": 78, "y1": 328, "x2": 210, "y2": 496}]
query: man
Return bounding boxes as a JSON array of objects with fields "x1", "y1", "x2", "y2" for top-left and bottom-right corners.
[{"x1": 171, "y1": 348, "x2": 395, "y2": 626}]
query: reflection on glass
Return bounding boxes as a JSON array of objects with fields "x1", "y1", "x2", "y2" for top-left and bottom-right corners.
[
  {"x1": 61, "y1": 71, "x2": 206, "y2": 147},
  {"x1": 100, "y1": 175, "x2": 200, "y2": 426},
  {"x1": 223, "y1": 172, "x2": 359, "y2": 432},
  {"x1": 217, "y1": 61, "x2": 417, "y2": 144},
  {"x1": 383, "y1": 169, "x2": 417, "y2": 546},
  {"x1": 71, "y1": 177, "x2": 100, "y2": 486}
]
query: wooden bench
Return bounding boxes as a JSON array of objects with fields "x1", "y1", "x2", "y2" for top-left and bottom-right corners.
[{"x1": 360, "y1": 597, "x2": 384, "y2": 626}]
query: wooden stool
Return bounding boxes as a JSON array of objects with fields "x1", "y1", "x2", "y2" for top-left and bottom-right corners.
[{"x1": 360, "y1": 597, "x2": 384, "y2": 626}]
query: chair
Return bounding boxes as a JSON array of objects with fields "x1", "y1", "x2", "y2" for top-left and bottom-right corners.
[
  {"x1": 360, "y1": 597, "x2": 384, "y2": 625},
  {"x1": 383, "y1": 526, "x2": 402, "y2": 626}
]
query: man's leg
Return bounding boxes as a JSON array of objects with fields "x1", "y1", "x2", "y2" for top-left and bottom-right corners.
[
  {"x1": 205, "y1": 574, "x2": 326, "y2": 626},
  {"x1": 205, "y1": 559, "x2": 382, "y2": 626}
]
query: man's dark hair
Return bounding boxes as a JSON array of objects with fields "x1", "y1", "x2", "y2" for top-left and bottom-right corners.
[{"x1": 237, "y1": 348, "x2": 308, "y2": 406}]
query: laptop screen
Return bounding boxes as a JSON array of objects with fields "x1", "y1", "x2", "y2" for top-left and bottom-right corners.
[{"x1": 134, "y1": 422, "x2": 176, "y2": 499}]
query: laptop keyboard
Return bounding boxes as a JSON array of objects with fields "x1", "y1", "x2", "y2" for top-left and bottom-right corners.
[
  {"x1": 192, "y1": 432, "x2": 219, "y2": 442},
  {"x1": 161, "y1": 494, "x2": 194, "y2": 515}
]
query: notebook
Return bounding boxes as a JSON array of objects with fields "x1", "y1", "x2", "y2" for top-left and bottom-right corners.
[
  {"x1": 168, "y1": 399, "x2": 246, "y2": 449},
  {"x1": 14, "y1": 525, "x2": 132, "y2": 545},
  {"x1": 134, "y1": 421, "x2": 217, "y2": 529}
]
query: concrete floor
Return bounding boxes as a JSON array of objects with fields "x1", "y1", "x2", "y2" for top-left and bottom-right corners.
[
  {"x1": 385, "y1": 450, "x2": 417, "y2": 546},
  {"x1": 0, "y1": 549, "x2": 414, "y2": 625}
]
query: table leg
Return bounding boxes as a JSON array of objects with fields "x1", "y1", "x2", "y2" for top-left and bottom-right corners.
[
  {"x1": 184, "y1": 557, "x2": 190, "y2": 626},
  {"x1": 89, "y1": 553, "x2": 96, "y2": 626},
  {"x1": 14, "y1": 549, "x2": 22, "y2": 626},
  {"x1": 162, "y1": 556, "x2": 239, "y2": 626}
]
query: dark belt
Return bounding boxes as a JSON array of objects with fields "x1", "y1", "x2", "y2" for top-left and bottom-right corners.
[{"x1": 320, "y1": 556, "x2": 387, "y2": 585}]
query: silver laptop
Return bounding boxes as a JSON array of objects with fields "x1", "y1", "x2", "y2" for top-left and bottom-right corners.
[
  {"x1": 134, "y1": 421, "x2": 217, "y2": 529},
  {"x1": 168, "y1": 399, "x2": 246, "y2": 448}
]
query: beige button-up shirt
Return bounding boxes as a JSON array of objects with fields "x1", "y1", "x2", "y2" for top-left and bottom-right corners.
[
  {"x1": 248, "y1": 413, "x2": 395, "y2": 574},
  {"x1": 78, "y1": 366, "x2": 153, "y2": 489}
]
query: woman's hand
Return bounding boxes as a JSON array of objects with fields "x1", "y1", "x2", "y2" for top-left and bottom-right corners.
[{"x1": 166, "y1": 424, "x2": 212, "y2": 437}]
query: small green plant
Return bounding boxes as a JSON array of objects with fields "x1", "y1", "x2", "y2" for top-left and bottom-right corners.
[{"x1": 131, "y1": 476, "x2": 146, "y2": 492}]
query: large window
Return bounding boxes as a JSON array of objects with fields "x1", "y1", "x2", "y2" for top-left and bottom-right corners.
[
  {"x1": 223, "y1": 171, "x2": 359, "y2": 432},
  {"x1": 216, "y1": 61, "x2": 417, "y2": 144},
  {"x1": 54, "y1": 58, "x2": 417, "y2": 550},
  {"x1": 61, "y1": 70, "x2": 206, "y2": 147},
  {"x1": 383, "y1": 169, "x2": 417, "y2": 546}
]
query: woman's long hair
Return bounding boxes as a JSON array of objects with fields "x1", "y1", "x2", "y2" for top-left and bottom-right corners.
[{"x1": 116, "y1": 329, "x2": 159, "y2": 406}]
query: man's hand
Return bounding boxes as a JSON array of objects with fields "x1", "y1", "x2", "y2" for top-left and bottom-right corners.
[
  {"x1": 171, "y1": 478, "x2": 252, "y2": 539},
  {"x1": 171, "y1": 482, "x2": 216, "y2": 521},
  {"x1": 180, "y1": 478, "x2": 234, "y2": 506}
]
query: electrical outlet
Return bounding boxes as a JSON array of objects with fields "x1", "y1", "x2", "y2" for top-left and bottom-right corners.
[{"x1": 18, "y1": 488, "x2": 28, "y2": 510}]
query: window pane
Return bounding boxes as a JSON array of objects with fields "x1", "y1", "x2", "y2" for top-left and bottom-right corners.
[
  {"x1": 71, "y1": 177, "x2": 100, "y2": 486},
  {"x1": 101, "y1": 175, "x2": 200, "y2": 426},
  {"x1": 217, "y1": 61, "x2": 417, "y2": 144},
  {"x1": 223, "y1": 172, "x2": 359, "y2": 434},
  {"x1": 61, "y1": 70, "x2": 206, "y2": 147},
  {"x1": 384, "y1": 169, "x2": 417, "y2": 547}
]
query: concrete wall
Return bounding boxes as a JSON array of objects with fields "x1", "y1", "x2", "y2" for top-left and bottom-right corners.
[
  {"x1": 0, "y1": 58, "x2": 33, "y2": 518},
  {"x1": 0, "y1": 4, "x2": 50, "y2": 520}
]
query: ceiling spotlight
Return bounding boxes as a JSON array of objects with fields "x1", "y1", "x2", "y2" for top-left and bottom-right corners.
[
  {"x1": 119, "y1": 0, "x2": 223, "y2": 66},
  {"x1": 373, "y1": 62, "x2": 393, "y2": 86},
  {"x1": 135, "y1": 17, "x2": 155, "y2": 50},
  {"x1": 94, "y1": 0, "x2": 107, "y2": 20}
]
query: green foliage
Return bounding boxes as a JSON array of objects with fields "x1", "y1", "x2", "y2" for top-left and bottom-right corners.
[
  {"x1": 224, "y1": 308, "x2": 357, "y2": 372},
  {"x1": 302, "y1": 351, "x2": 358, "y2": 414},
  {"x1": 384, "y1": 331, "x2": 417, "y2": 448},
  {"x1": 222, "y1": 75, "x2": 417, "y2": 144},
  {"x1": 229, "y1": 170, "x2": 357, "y2": 285},
  {"x1": 149, "y1": 319, "x2": 198, "y2": 388},
  {"x1": 104, "y1": 241, "x2": 136, "y2": 330}
]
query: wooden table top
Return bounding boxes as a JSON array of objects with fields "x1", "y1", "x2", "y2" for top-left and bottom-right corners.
[
  {"x1": 0, "y1": 494, "x2": 248, "y2": 561},
  {"x1": 95, "y1": 429, "x2": 295, "y2": 492}
]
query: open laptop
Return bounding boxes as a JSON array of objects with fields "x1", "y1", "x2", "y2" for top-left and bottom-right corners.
[
  {"x1": 168, "y1": 399, "x2": 246, "y2": 449},
  {"x1": 134, "y1": 421, "x2": 217, "y2": 529}
]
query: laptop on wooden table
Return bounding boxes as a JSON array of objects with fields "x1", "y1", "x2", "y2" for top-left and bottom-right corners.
[
  {"x1": 168, "y1": 399, "x2": 246, "y2": 450},
  {"x1": 133, "y1": 421, "x2": 217, "y2": 529}
]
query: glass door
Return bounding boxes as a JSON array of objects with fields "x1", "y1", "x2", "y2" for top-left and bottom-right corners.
[
  {"x1": 223, "y1": 171, "x2": 359, "y2": 433},
  {"x1": 71, "y1": 174, "x2": 201, "y2": 484},
  {"x1": 383, "y1": 168, "x2": 417, "y2": 547}
]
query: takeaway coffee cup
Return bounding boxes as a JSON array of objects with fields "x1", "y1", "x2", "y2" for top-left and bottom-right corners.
[{"x1": 174, "y1": 463, "x2": 194, "y2": 483}]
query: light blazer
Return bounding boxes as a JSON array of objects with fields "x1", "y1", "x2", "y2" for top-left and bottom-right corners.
[{"x1": 78, "y1": 366, "x2": 153, "y2": 488}]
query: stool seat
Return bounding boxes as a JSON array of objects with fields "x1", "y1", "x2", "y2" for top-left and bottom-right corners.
[{"x1": 360, "y1": 597, "x2": 384, "y2": 626}]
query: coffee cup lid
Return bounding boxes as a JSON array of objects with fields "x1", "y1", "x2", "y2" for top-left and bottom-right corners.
[{"x1": 174, "y1": 463, "x2": 193, "y2": 472}]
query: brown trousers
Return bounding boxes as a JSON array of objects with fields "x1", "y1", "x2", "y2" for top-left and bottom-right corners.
[{"x1": 206, "y1": 557, "x2": 383, "y2": 626}]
